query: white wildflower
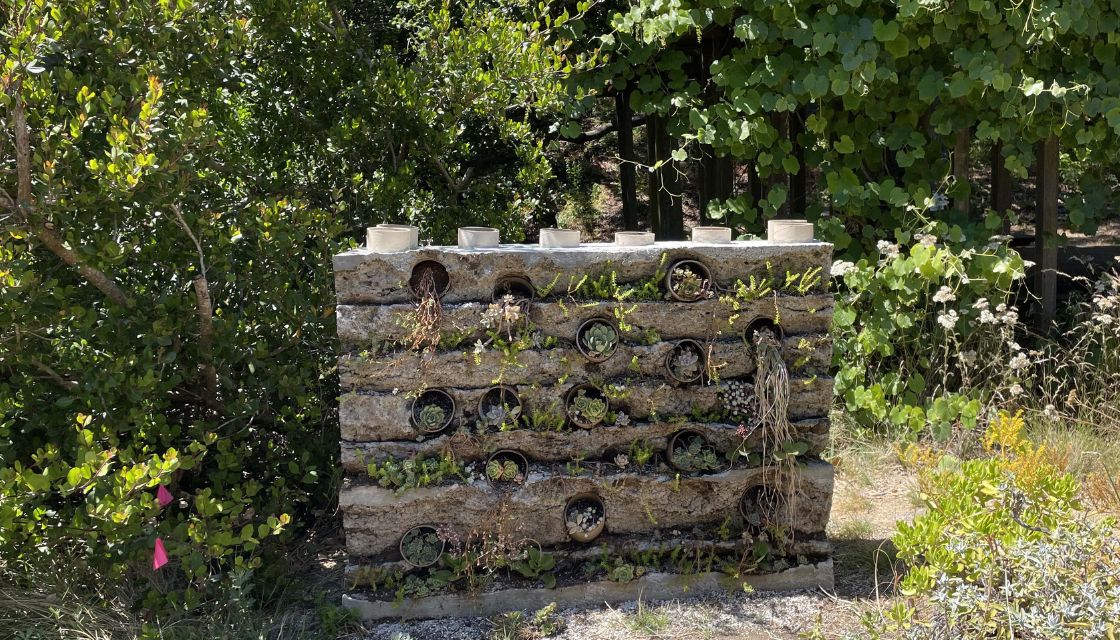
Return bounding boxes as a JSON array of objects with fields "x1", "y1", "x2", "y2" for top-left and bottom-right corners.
[
  {"x1": 473, "y1": 339, "x2": 486, "y2": 354},
  {"x1": 877, "y1": 240, "x2": 900, "y2": 257},
  {"x1": 933, "y1": 286, "x2": 956, "y2": 304},
  {"x1": 960, "y1": 274, "x2": 971, "y2": 285},
  {"x1": 1009, "y1": 383, "x2": 1024, "y2": 396},
  {"x1": 1002, "y1": 309, "x2": 1019, "y2": 326},
  {"x1": 831, "y1": 260, "x2": 856, "y2": 277},
  {"x1": 972, "y1": 298, "x2": 990, "y2": 311},
  {"x1": 959, "y1": 350, "x2": 977, "y2": 366},
  {"x1": 1043, "y1": 404, "x2": 1059, "y2": 421},
  {"x1": 917, "y1": 233, "x2": 938, "y2": 247},
  {"x1": 937, "y1": 310, "x2": 959, "y2": 330},
  {"x1": 979, "y1": 309, "x2": 997, "y2": 324},
  {"x1": 1009, "y1": 352, "x2": 1030, "y2": 371},
  {"x1": 929, "y1": 193, "x2": 950, "y2": 212}
]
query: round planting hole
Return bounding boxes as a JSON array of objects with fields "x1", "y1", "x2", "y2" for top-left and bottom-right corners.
[
  {"x1": 409, "y1": 260, "x2": 450, "y2": 299},
  {"x1": 485, "y1": 449, "x2": 529, "y2": 488},
  {"x1": 739, "y1": 485, "x2": 784, "y2": 535},
  {"x1": 564, "y1": 494, "x2": 606, "y2": 543},
  {"x1": 742, "y1": 316, "x2": 783, "y2": 347},
  {"x1": 665, "y1": 339, "x2": 706, "y2": 384},
  {"x1": 666, "y1": 429, "x2": 722, "y2": 473},
  {"x1": 564, "y1": 383, "x2": 609, "y2": 429},
  {"x1": 664, "y1": 259, "x2": 714, "y2": 302},
  {"x1": 399, "y1": 524, "x2": 445, "y2": 568},
  {"x1": 493, "y1": 275, "x2": 535, "y2": 303},
  {"x1": 477, "y1": 385, "x2": 522, "y2": 429},
  {"x1": 575, "y1": 317, "x2": 619, "y2": 362},
  {"x1": 410, "y1": 388, "x2": 456, "y2": 434}
]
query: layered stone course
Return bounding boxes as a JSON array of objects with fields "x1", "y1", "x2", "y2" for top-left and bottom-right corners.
[{"x1": 334, "y1": 239, "x2": 835, "y2": 619}]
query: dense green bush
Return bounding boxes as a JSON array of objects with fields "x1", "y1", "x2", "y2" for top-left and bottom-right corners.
[
  {"x1": 870, "y1": 412, "x2": 1120, "y2": 638},
  {"x1": 831, "y1": 229, "x2": 1029, "y2": 438}
]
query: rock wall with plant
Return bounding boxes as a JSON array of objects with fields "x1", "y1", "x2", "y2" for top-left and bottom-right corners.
[{"x1": 333, "y1": 239, "x2": 835, "y2": 618}]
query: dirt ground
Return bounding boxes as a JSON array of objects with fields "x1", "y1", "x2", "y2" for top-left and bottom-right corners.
[{"x1": 353, "y1": 450, "x2": 919, "y2": 640}]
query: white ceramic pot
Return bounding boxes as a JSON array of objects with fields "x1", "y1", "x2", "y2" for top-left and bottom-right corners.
[
  {"x1": 767, "y1": 219, "x2": 815, "y2": 243},
  {"x1": 376, "y1": 223, "x2": 419, "y2": 249},
  {"x1": 614, "y1": 231, "x2": 655, "y2": 246},
  {"x1": 457, "y1": 226, "x2": 500, "y2": 248},
  {"x1": 691, "y1": 226, "x2": 733, "y2": 244},
  {"x1": 366, "y1": 226, "x2": 415, "y2": 253},
  {"x1": 540, "y1": 228, "x2": 581, "y2": 248}
]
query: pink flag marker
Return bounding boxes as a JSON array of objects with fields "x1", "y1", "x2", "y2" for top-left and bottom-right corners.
[
  {"x1": 156, "y1": 485, "x2": 173, "y2": 507},
  {"x1": 153, "y1": 537, "x2": 169, "y2": 570}
]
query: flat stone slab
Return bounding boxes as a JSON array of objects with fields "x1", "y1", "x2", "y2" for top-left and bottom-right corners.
[
  {"x1": 338, "y1": 376, "x2": 834, "y2": 441},
  {"x1": 334, "y1": 241, "x2": 831, "y2": 305},
  {"x1": 340, "y1": 417, "x2": 830, "y2": 470},
  {"x1": 338, "y1": 335, "x2": 831, "y2": 393},
  {"x1": 342, "y1": 560, "x2": 834, "y2": 620},
  {"x1": 336, "y1": 294, "x2": 833, "y2": 352},
  {"x1": 340, "y1": 461, "x2": 835, "y2": 557}
]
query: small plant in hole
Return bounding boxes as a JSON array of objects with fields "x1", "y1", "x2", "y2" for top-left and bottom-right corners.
[
  {"x1": 400, "y1": 525, "x2": 444, "y2": 567},
  {"x1": 577, "y1": 318, "x2": 619, "y2": 360},
  {"x1": 628, "y1": 438, "x2": 655, "y2": 467},
  {"x1": 669, "y1": 431, "x2": 721, "y2": 473},
  {"x1": 478, "y1": 386, "x2": 522, "y2": 430},
  {"x1": 566, "y1": 386, "x2": 608, "y2": 427},
  {"x1": 565, "y1": 496, "x2": 605, "y2": 541},
  {"x1": 485, "y1": 451, "x2": 527, "y2": 485},
  {"x1": 721, "y1": 379, "x2": 759, "y2": 424},
  {"x1": 666, "y1": 261, "x2": 713, "y2": 301},
  {"x1": 411, "y1": 388, "x2": 455, "y2": 433},
  {"x1": 666, "y1": 340, "x2": 705, "y2": 383}
]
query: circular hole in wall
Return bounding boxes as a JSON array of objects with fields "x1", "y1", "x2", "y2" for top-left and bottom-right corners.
[
  {"x1": 575, "y1": 317, "x2": 620, "y2": 363},
  {"x1": 564, "y1": 383, "x2": 609, "y2": 429},
  {"x1": 665, "y1": 339, "x2": 707, "y2": 384},
  {"x1": 410, "y1": 388, "x2": 456, "y2": 434},
  {"x1": 485, "y1": 449, "x2": 529, "y2": 488},
  {"x1": 564, "y1": 493, "x2": 606, "y2": 543},
  {"x1": 493, "y1": 275, "x2": 535, "y2": 303},
  {"x1": 666, "y1": 429, "x2": 721, "y2": 473},
  {"x1": 409, "y1": 260, "x2": 450, "y2": 299},
  {"x1": 477, "y1": 385, "x2": 522, "y2": 429},
  {"x1": 399, "y1": 524, "x2": 445, "y2": 568},
  {"x1": 739, "y1": 484, "x2": 784, "y2": 535},
  {"x1": 663, "y1": 258, "x2": 714, "y2": 302},
  {"x1": 742, "y1": 316, "x2": 783, "y2": 347}
]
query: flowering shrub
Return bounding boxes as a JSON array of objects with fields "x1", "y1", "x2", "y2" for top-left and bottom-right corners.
[
  {"x1": 868, "y1": 411, "x2": 1120, "y2": 638},
  {"x1": 832, "y1": 232, "x2": 1029, "y2": 438}
]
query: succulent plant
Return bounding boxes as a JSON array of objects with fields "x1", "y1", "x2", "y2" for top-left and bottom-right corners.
[
  {"x1": 400, "y1": 527, "x2": 443, "y2": 566},
  {"x1": 671, "y1": 435, "x2": 721, "y2": 472},
  {"x1": 416, "y1": 403, "x2": 447, "y2": 431},
  {"x1": 670, "y1": 266, "x2": 710, "y2": 300},
  {"x1": 486, "y1": 458, "x2": 522, "y2": 482},
  {"x1": 481, "y1": 402, "x2": 520, "y2": 427},
  {"x1": 569, "y1": 390, "x2": 607, "y2": 425},
  {"x1": 668, "y1": 346, "x2": 702, "y2": 380},
  {"x1": 580, "y1": 322, "x2": 618, "y2": 358},
  {"x1": 565, "y1": 500, "x2": 604, "y2": 536}
]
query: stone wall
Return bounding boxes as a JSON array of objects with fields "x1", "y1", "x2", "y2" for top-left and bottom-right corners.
[{"x1": 334, "y1": 239, "x2": 835, "y2": 620}]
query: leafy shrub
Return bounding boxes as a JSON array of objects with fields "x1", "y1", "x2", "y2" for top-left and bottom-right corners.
[
  {"x1": 870, "y1": 411, "x2": 1120, "y2": 638},
  {"x1": 832, "y1": 231, "x2": 1029, "y2": 438}
]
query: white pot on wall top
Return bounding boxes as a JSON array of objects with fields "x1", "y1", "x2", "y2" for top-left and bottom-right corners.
[
  {"x1": 539, "y1": 228, "x2": 581, "y2": 248},
  {"x1": 614, "y1": 231, "x2": 655, "y2": 246},
  {"x1": 366, "y1": 226, "x2": 415, "y2": 253},
  {"x1": 457, "y1": 227, "x2": 500, "y2": 249},
  {"x1": 767, "y1": 219, "x2": 815, "y2": 243},
  {"x1": 691, "y1": 226, "x2": 733, "y2": 244},
  {"x1": 376, "y1": 223, "x2": 419, "y2": 249}
]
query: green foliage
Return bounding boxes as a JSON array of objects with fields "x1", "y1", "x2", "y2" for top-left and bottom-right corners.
[
  {"x1": 566, "y1": 389, "x2": 608, "y2": 425},
  {"x1": 366, "y1": 452, "x2": 465, "y2": 494},
  {"x1": 832, "y1": 232, "x2": 1029, "y2": 438},
  {"x1": 400, "y1": 527, "x2": 444, "y2": 567},
  {"x1": 669, "y1": 434, "x2": 721, "y2": 473},
  {"x1": 872, "y1": 412, "x2": 1120, "y2": 638},
  {"x1": 509, "y1": 547, "x2": 557, "y2": 588},
  {"x1": 577, "y1": 0, "x2": 1120, "y2": 249},
  {"x1": 579, "y1": 321, "x2": 618, "y2": 358},
  {"x1": 628, "y1": 438, "x2": 655, "y2": 467},
  {"x1": 486, "y1": 459, "x2": 521, "y2": 483},
  {"x1": 416, "y1": 404, "x2": 448, "y2": 431}
]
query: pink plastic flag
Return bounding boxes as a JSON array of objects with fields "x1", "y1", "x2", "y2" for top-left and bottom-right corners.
[
  {"x1": 156, "y1": 485, "x2": 173, "y2": 507},
  {"x1": 153, "y1": 537, "x2": 169, "y2": 570}
]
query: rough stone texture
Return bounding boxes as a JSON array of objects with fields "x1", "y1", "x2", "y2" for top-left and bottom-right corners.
[
  {"x1": 342, "y1": 561, "x2": 835, "y2": 620},
  {"x1": 340, "y1": 461, "x2": 834, "y2": 557},
  {"x1": 338, "y1": 376, "x2": 832, "y2": 442},
  {"x1": 338, "y1": 335, "x2": 831, "y2": 393},
  {"x1": 333, "y1": 239, "x2": 835, "y2": 619},
  {"x1": 334, "y1": 241, "x2": 831, "y2": 305},
  {"x1": 336, "y1": 294, "x2": 833, "y2": 352},
  {"x1": 340, "y1": 416, "x2": 831, "y2": 470}
]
